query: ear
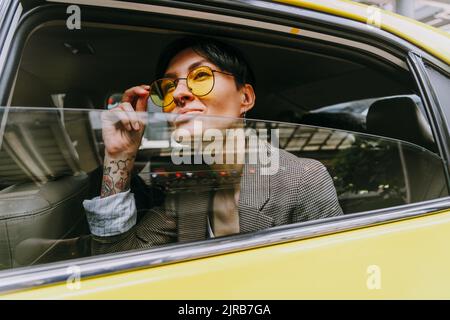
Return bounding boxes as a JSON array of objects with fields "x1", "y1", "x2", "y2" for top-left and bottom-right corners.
[{"x1": 239, "y1": 84, "x2": 256, "y2": 117}]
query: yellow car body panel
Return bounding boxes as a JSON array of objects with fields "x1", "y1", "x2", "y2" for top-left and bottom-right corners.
[
  {"x1": 277, "y1": 0, "x2": 450, "y2": 65},
  {"x1": 4, "y1": 210, "x2": 450, "y2": 299}
]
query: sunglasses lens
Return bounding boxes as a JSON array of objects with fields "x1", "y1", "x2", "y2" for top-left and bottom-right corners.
[
  {"x1": 150, "y1": 67, "x2": 214, "y2": 110},
  {"x1": 188, "y1": 66, "x2": 214, "y2": 96},
  {"x1": 150, "y1": 79, "x2": 175, "y2": 108}
]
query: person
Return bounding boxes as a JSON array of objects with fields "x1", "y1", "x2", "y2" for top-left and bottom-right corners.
[{"x1": 81, "y1": 37, "x2": 343, "y2": 255}]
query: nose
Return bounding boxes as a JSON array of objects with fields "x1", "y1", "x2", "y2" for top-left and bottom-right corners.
[{"x1": 172, "y1": 79, "x2": 195, "y2": 107}]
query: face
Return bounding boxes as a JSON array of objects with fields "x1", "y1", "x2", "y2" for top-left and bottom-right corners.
[{"x1": 162, "y1": 48, "x2": 255, "y2": 133}]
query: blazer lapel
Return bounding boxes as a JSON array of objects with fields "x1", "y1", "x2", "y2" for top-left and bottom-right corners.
[
  {"x1": 238, "y1": 162, "x2": 272, "y2": 233},
  {"x1": 170, "y1": 190, "x2": 210, "y2": 243}
]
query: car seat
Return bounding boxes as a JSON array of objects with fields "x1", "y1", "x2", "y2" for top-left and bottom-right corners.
[
  {"x1": 0, "y1": 73, "x2": 92, "y2": 269},
  {"x1": 0, "y1": 110, "x2": 92, "y2": 269},
  {"x1": 366, "y1": 96, "x2": 448, "y2": 203}
]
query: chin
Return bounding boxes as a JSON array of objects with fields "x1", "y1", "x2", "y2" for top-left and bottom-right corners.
[
  {"x1": 174, "y1": 114, "x2": 241, "y2": 135},
  {"x1": 173, "y1": 118, "x2": 199, "y2": 136}
]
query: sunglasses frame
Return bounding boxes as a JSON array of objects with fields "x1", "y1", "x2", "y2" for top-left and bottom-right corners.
[{"x1": 150, "y1": 65, "x2": 233, "y2": 108}]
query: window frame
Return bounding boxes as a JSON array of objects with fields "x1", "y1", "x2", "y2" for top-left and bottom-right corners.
[
  {"x1": 1, "y1": 0, "x2": 450, "y2": 293},
  {"x1": 407, "y1": 53, "x2": 450, "y2": 189},
  {"x1": 423, "y1": 62, "x2": 450, "y2": 138}
]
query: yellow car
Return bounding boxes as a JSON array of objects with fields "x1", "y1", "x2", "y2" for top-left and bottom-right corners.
[{"x1": 0, "y1": 0, "x2": 449, "y2": 300}]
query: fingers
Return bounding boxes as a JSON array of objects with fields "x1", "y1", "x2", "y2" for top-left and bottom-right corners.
[
  {"x1": 103, "y1": 85, "x2": 149, "y2": 132},
  {"x1": 110, "y1": 105, "x2": 131, "y2": 131},
  {"x1": 122, "y1": 85, "x2": 150, "y2": 113},
  {"x1": 110, "y1": 103, "x2": 140, "y2": 131},
  {"x1": 121, "y1": 102, "x2": 141, "y2": 130},
  {"x1": 136, "y1": 85, "x2": 150, "y2": 113}
]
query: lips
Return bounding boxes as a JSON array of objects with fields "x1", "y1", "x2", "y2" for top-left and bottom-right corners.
[
  {"x1": 182, "y1": 110, "x2": 203, "y2": 115},
  {"x1": 174, "y1": 110, "x2": 204, "y2": 124},
  {"x1": 174, "y1": 106, "x2": 205, "y2": 123},
  {"x1": 179, "y1": 107, "x2": 205, "y2": 115}
]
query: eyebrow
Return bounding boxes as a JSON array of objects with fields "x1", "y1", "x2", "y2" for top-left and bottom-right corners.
[{"x1": 163, "y1": 59, "x2": 211, "y2": 78}]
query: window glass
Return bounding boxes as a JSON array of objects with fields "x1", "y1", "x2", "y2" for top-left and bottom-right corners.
[
  {"x1": 0, "y1": 107, "x2": 447, "y2": 271},
  {"x1": 425, "y1": 65, "x2": 450, "y2": 125},
  {"x1": 299, "y1": 94, "x2": 437, "y2": 153}
]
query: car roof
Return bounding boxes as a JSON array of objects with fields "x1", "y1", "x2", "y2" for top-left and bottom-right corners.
[{"x1": 278, "y1": 0, "x2": 450, "y2": 65}]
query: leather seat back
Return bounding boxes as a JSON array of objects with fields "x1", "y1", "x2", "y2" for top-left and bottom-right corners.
[
  {"x1": 366, "y1": 96, "x2": 448, "y2": 203},
  {"x1": 0, "y1": 175, "x2": 89, "y2": 268},
  {"x1": 366, "y1": 96, "x2": 436, "y2": 152},
  {"x1": 0, "y1": 110, "x2": 90, "y2": 269}
]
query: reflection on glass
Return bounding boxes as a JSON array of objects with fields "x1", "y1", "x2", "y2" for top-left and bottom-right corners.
[{"x1": 0, "y1": 107, "x2": 447, "y2": 270}]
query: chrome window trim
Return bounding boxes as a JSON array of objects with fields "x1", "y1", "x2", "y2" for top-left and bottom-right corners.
[
  {"x1": 1, "y1": 196, "x2": 450, "y2": 294},
  {"x1": 45, "y1": 0, "x2": 408, "y2": 69},
  {"x1": 0, "y1": 0, "x2": 11, "y2": 27},
  {"x1": 0, "y1": 1, "x2": 21, "y2": 76}
]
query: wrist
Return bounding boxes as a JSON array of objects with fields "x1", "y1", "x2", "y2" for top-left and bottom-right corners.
[
  {"x1": 105, "y1": 150, "x2": 137, "y2": 161},
  {"x1": 101, "y1": 154, "x2": 136, "y2": 198}
]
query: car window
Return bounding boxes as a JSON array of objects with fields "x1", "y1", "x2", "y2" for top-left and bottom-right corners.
[{"x1": 0, "y1": 107, "x2": 447, "y2": 271}]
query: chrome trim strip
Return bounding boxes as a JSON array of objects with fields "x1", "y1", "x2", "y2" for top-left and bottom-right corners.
[
  {"x1": 0, "y1": 2, "x2": 21, "y2": 76},
  {"x1": 0, "y1": 0, "x2": 11, "y2": 28},
  {"x1": 300, "y1": 28, "x2": 406, "y2": 68},
  {"x1": 45, "y1": 0, "x2": 406, "y2": 68},
  {"x1": 1, "y1": 196, "x2": 450, "y2": 294}
]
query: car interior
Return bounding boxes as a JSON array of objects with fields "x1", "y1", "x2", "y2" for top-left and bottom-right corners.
[{"x1": 0, "y1": 10, "x2": 448, "y2": 269}]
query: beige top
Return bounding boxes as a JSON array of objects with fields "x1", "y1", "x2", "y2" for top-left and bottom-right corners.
[{"x1": 209, "y1": 183, "x2": 240, "y2": 237}]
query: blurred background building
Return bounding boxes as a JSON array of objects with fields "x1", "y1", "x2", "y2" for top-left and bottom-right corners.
[{"x1": 352, "y1": 0, "x2": 450, "y2": 33}]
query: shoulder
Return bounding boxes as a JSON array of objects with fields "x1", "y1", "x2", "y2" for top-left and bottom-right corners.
[
  {"x1": 274, "y1": 146, "x2": 329, "y2": 179},
  {"x1": 259, "y1": 144, "x2": 343, "y2": 218},
  {"x1": 268, "y1": 146, "x2": 338, "y2": 199}
]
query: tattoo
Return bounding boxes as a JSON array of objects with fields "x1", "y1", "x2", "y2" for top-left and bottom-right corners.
[{"x1": 101, "y1": 157, "x2": 135, "y2": 197}]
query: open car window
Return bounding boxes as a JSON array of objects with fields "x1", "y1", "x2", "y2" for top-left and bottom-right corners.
[{"x1": 0, "y1": 107, "x2": 447, "y2": 271}]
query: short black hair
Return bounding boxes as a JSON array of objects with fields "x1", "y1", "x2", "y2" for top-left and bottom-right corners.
[{"x1": 155, "y1": 37, "x2": 255, "y2": 89}]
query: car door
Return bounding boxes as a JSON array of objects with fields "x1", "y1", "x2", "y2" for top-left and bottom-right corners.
[{"x1": 0, "y1": 0, "x2": 450, "y2": 299}]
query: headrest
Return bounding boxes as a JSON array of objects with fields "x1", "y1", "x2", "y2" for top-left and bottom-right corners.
[
  {"x1": 64, "y1": 90, "x2": 94, "y2": 109},
  {"x1": 366, "y1": 96, "x2": 436, "y2": 152}
]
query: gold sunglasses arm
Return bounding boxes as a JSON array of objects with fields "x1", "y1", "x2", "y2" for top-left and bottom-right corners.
[{"x1": 212, "y1": 70, "x2": 234, "y2": 77}]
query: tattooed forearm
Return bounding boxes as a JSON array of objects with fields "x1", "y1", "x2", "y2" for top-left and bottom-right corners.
[{"x1": 101, "y1": 156, "x2": 135, "y2": 198}]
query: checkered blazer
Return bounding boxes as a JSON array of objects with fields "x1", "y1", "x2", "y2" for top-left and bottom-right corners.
[{"x1": 90, "y1": 147, "x2": 343, "y2": 255}]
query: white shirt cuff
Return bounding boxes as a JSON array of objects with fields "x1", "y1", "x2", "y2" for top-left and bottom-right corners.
[{"x1": 83, "y1": 190, "x2": 137, "y2": 237}]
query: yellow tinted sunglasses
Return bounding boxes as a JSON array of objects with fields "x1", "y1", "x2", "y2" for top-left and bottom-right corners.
[{"x1": 150, "y1": 66, "x2": 233, "y2": 112}]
